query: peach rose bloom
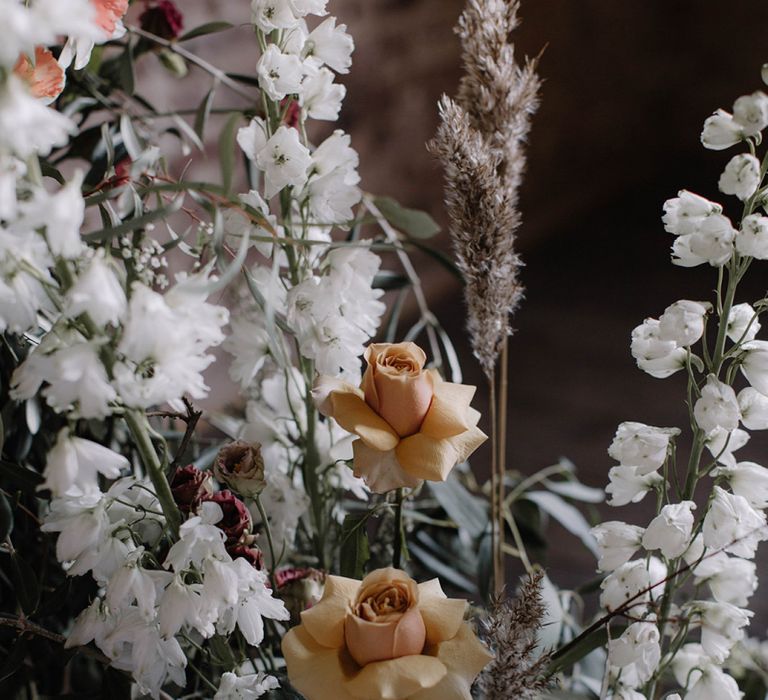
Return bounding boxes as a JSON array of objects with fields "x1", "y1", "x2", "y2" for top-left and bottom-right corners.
[
  {"x1": 282, "y1": 567, "x2": 493, "y2": 700},
  {"x1": 13, "y1": 48, "x2": 66, "y2": 104},
  {"x1": 313, "y1": 342, "x2": 487, "y2": 493}
]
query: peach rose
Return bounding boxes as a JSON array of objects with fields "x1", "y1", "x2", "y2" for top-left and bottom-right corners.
[
  {"x1": 13, "y1": 47, "x2": 66, "y2": 104},
  {"x1": 282, "y1": 567, "x2": 492, "y2": 700},
  {"x1": 313, "y1": 342, "x2": 487, "y2": 493},
  {"x1": 92, "y1": 0, "x2": 129, "y2": 37}
]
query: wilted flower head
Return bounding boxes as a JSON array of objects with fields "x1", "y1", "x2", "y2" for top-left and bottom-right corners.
[
  {"x1": 214, "y1": 441, "x2": 267, "y2": 498},
  {"x1": 170, "y1": 465, "x2": 213, "y2": 514},
  {"x1": 204, "y1": 490, "x2": 253, "y2": 545},
  {"x1": 139, "y1": 0, "x2": 184, "y2": 40},
  {"x1": 277, "y1": 567, "x2": 326, "y2": 623}
]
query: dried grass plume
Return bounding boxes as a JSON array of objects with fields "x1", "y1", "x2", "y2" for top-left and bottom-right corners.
[{"x1": 429, "y1": 0, "x2": 540, "y2": 377}]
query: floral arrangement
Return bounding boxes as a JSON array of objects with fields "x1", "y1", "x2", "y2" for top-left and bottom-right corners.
[{"x1": 3, "y1": 0, "x2": 768, "y2": 699}]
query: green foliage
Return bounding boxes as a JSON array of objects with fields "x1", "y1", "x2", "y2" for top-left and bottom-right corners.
[{"x1": 340, "y1": 513, "x2": 371, "y2": 579}]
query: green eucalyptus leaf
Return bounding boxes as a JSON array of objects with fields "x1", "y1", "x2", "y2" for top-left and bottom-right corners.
[
  {"x1": 547, "y1": 626, "x2": 614, "y2": 676},
  {"x1": 194, "y1": 87, "x2": 216, "y2": 141},
  {"x1": 428, "y1": 475, "x2": 488, "y2": 539},
  {"x1": 372, "y1": 270, "x2": 410, "y2": 291},
  {"x1": 0, "y1": 460, "x2": 43, "y2": 491},
  {"x1": 179, "y1": 21, "x2": 234, "y2": 42},
  {"x1": 340, "y1": 513, "x2": 370, "y2": 579},
  {"x1": 118, "y1": 45, "x2": 135, "y2": 96},
  {"x1": 372, "y1": 196, "x2": 440, "y2": 239},
  {"x1": 219, "y1": 112, "x2": 243, "y2": 193},
  {"x1": 84, "y1": 197, "x2": 183, "y2": 243}
]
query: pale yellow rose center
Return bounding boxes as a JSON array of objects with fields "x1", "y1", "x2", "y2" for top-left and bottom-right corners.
[{"x1": 356, "y1": 581, "x2": 412, "y2": 622}]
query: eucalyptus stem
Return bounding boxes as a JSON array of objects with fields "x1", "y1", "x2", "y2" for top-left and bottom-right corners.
[
  {"x1": 255, "y1": 494, "x2": 278, "y2": 590},
  {"x1": 393, "y1": 488, "x2": 405, "y2": 569},
  {"x1": 124, "y1": 409, "x2": 181, "y2": 539}
]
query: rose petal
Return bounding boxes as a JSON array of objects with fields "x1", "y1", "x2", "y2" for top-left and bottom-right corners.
[
  {"x1": 418, "y1": 579, "x2": 467, "y2": 645},
  {"x1": 374, "y1": 367, "x2": 433, "y2": 438},
  {"x1": 344, "y1": 607, "x2": 426, "y2": 666},
  {"x1": 420, "y1": 373, "x2": 477, "y2": 439},
  {"x1": 352, "y1": 440, "x2": 422, "y2": 494},
  {"x1": 410, "y1": 624, "x2": 494, "y2": 700},
  {"x1": 449, "y1": 423, "x2": 487, "y2": 463},
  {"x1": 396, "y1": 434, "x2": 459, "y2": 482},
  {"x1": 302, "y1": 575, "x2": 359, "y2": 648},
  {"x1": 344, "y1": 655, "x2": 447, "y2": 700},
  {"x1": 314, "y1": 378, "x2": 400, "y2": 451},
  {"x1": 282, "y1": 626, "x2": 359, "y2": 700}
]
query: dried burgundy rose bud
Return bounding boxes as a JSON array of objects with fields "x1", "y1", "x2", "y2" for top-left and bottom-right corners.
[
  {"x1": 281, "y1": 98, "x2": 300, "y2": 129},
  {"x1": 228, "y1": 544, "x2": 264, "y2": 570},
  {"x1": 170, "y1": 464, "x2": 213, "y2": 514},
  {"x1": 139, "y1": 0, "x2": 184, "y2": 41},
  {"x1": 214, "y1": 441, "x2": 266, "y2": 498},
  {"x1": 204, "y1": 490, "x2": 252, "y2": 544},
  {"x1": 276, "y1": 567, "x2": 326, "y2": 623}
]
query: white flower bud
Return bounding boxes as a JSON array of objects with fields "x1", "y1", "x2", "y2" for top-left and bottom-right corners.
[
  {"x1": 686, "y1": 600, "x2": 752, "y2": 662},
  {"x1": 716, "y1": 460, "x2": 768, "y2": 509},
  {"x1": 608, "y1": 421, "x2": 680, "y2": 474},
  {"x1": 641, "y1": 501, "x2": 696, "y2": 559},
  {"x1": 606, "y1": 466, "x2": 663, "y2": 507},
  {"x1": 735, "y1": 214, "x2": 768, "y2": 259},
  {"x1": 701, "y1": 109, "x2": 745, "y2": 150},
  {"x1": 662, "y1": 190, "x2": 722, "y2": 236},
  {"x1": 738, "y1": 387, "x2": 768, "y2": 429},
  {"x1": 703, "y1": 486, "x2": 767, "y2": 558},
  {"x1": 607, "y1": 621, "x2": 661, "y2": 688},
  {"x1": 685, "y1": 214, "x2": 736, "y2": 267},
  {"x1": 727, "y1": 302, "x2": 760, "y2": 343},
  {"x1": 591, "y1": 521, "x2": 644, "y2": 572},
  {"x1": 693, "y1": 375, "x2": 740, "y2": 434},
  {"x1": 718, "y1": 153, "x2": 761, "y2": 201},
  {"x1": 741, "y1": 339, "x2": 768, "y2": 395},
  {"x1": 733, "y1": 91, "x2": 768, "y2": 136},
  {"x1": 630, "y1": 318, "x2": 687, "y2": 379},
  {"x1": 658, "y1": 300, "x2": 711, "y2": 346}
]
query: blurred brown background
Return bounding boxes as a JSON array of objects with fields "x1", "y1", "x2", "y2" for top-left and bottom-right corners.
[{"x1": 135, "y1": 0, "x2": 768, "y2": 613}]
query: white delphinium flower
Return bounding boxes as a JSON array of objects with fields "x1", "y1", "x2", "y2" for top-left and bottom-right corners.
[
  {"x1": 705, "y1": 426, "x2": 750, "y2": 467},
  {"x1": 658, "y1": 300, "x2": 710, "y2": 346},
  {"x1": 106, "y1": 477, "x2": 166, "y2": 548},
  {"x1": 606, "y1": 690, "x2": 646, "y2": 700},
  {"x1": 257, "y1": 44, "x2": 304, "y2": 101},
  {"x1": 693, "y1": 375, "x2": 741, "y2": 434},
  {"x1": 607, "y1": 621, "x2": 661, "y2": 688},
  {"x1": 19, "y1": 173, "x2": 85, "y2": 259},
  {"x1": 630, "y1": 318, "x2": 687, "y2": 378},
  {"x1": 591, "y1": 522, "x2": 644, "y2": 572},
  {"x1": 609, "y1": 422, "x2": 680, "y2": 473},
  {"x1": 251, "y1": 0, "x2": 299, "y2": 31},
  {"x1": 290, "y1": 0, "x2": 329, "y2": 17},
  {"x1": 114, "y1": 278, "x2": 228, "y2": 408},
  {"x1": 736, "y1": 213, "x2": 768, "y2": 259},
  {"x1": 11, "y1": 336, "x2": 117, "y2": 419},
  {"x1": 69, "y1": 525, "x2": 135, "y2": 582},
  {"x1": 714, "y1": 461, "x2": 768, "y2": 509},
  {"x1": 256, "y1": 126, "x2": 312, "y2": 198},
  {"x1": 701, "y1": 109, "x2": 745, "y2": 150},
  {"x1": 733, "y1": 91, "x2": 768, "y2": 136},
  {"x1": 599, "y1": 558, "x2": 664, "y2": 613},
  {"x1": 727, "y1": 302, "x2": 761, "y2": 343},
  {"x1": 303, "y1": 17, "x2": 354, "y2": 73},
  {"x1": 42, "y1": 428, "x2": 127, "y2": 497},
  {"x1": 0, "y1": 155, "x2": 24, "y2": 219},
  {"x1": 672, "y1": 213, "x2": 736, "y2": 267},
  {"x1": 65, "y1": 251, "x2": 126, "y2": 326},
  {"x1": 606, "y1": 466, "x2": 663, "y2": 506},
  {"x1": 672, "y1": 644, "x2": 741, "y2": 700},
  {"x1": 300, "y1": 64, "x2": 346, "y2": 120},
  {"x1": 224, "y1": 316, "x2": 273, "y2": 390},
  {"x1": 215, "y1": 670, "x2": 280, "y2": 700},
  {"x1": 0, "y1": 76, "x2": 75, "y2": 157},
  {"x1": 741, "y1": 339, "x2": 768, "y2": 395},
  {"x1": 718, "y1": 153, "x2": 761, "y2": 200},
  {"x1": 738, "y1": 387, "x2": 768, "y2": 429},
  {"x1": 157, "y1": 576, "x2": 208, "y2": 639},
  {"x1": 693, "y1": 551, "x2": 758, "y2": 606},
  {"x1": 164, "y1": 502, "x2": 228, "y2": 571},
  {"x1": 703, "y1": 485, "x2": 767, "y2": 558},
  {"x1": 663, "y1": 190, "x2": 722, "y2": 236},
  {"x1": 215, "y1": 558, "x2": 290, "y2": 646},
  {"x1": 305, "y1": 130, "x2": 362, "y2": 223},
  {"x1": 106, "y1": 548, "x2": 160, "y2": 621},
  {"x1": 0, "y1": 226, "x2": 54, "y2": 333},
  {"x1": 642, "y1": 501, "x2": 696, "y2": 559},
  {"x1": 686, "y1": 600, "x2": 752, "y2": 662},
  {"x1": 41, "y1": 490, "x2": 110, "y2": 563}
]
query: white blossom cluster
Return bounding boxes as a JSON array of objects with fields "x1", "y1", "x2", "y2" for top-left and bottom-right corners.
[
  {"x1": 593, "y1": 83, "x2": 768, "y2": 699},
  {"x1": 222, "y1": 0, "x2": 380, "y2": 554}
]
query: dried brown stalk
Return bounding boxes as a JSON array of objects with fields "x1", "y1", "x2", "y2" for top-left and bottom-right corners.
[
  {"x1": 478, "y1": 571, "x2": 553, "y2": 699},
  {"x1": 429, "y1": 0, "x2": 540, "y2": 597}
]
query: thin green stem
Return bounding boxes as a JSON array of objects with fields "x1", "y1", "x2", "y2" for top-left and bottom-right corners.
[
  {"x1": 124, "y1": 409, "x2": 181, "y2": 538},
  {"x1": 255, "y1": 495, "x2": 279, "y2": 590},
  {"x1": 393, "y1": 488, "x2": 405, "y2": 569}
]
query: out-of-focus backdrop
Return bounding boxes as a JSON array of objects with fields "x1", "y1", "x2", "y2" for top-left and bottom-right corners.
[{"x1": 134, "y1": 0, "x2": 768, "y2": 616}]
